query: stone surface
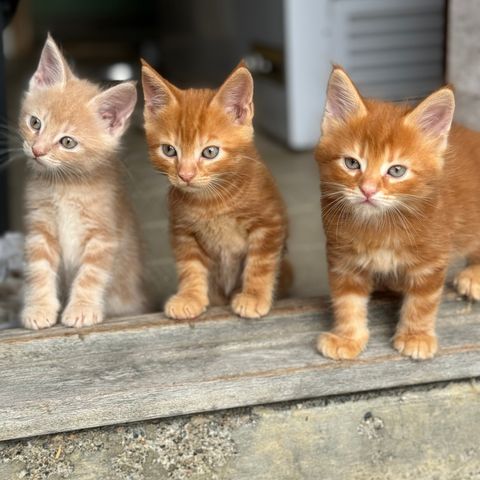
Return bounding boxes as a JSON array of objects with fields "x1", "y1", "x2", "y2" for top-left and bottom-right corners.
[
  {"x1": 448, "y1": 0, "x2": 480, "y2": 131},
  {"x1": 452, "y1": 90, "x2": 480, "y2": 131},
  {"x1": 448, "y1": 0, "x2": 480, "y2": 96},
  {"x1": 1, "y1": 380, "x2": 479, "y2": 479}
]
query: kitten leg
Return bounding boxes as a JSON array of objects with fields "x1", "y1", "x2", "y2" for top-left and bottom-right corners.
[
  {"x1": 61, "y1": 233, "x2": 116, "y2": 328},
  {"x1": 317, "y1": 270, "x2": 372, "y2": 360},
  {"x1": 393, "y1": 268, "x2": 446, "y2": 360},
  {"x1": 165, "y1": 233, "x2": 210, "y2": 320},
  {"x1": 21, "y1": 222, "x2": 61, "y2": 329},
  {"x1": 454, "y1": 253, "x2": 480, "y2": 300},
  {"x1": 231, "y1": 224, "x2": 285, "y2": 318}
]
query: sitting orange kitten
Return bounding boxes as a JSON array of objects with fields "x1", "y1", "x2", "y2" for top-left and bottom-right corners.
[
  {"x1": 141, "y1": 61, "x2": 291, "y2": 319},
  {"x1": 315, "y1": 66, "x2": 474, "y2": 360},
  {"x1": 20, "y1": 35, "x2": 147, "y2": 329}
]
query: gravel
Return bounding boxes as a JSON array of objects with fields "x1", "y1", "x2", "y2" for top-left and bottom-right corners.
[{"x1": 0, "y1": 409, "x2": 257, "y2": 480}]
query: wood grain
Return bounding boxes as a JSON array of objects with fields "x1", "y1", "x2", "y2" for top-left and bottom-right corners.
[{"x1": 0, "y1": 288, "x2": 479, "y2": 441}]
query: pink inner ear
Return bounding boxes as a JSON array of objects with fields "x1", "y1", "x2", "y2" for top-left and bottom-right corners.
[
  {"x1": 418, "y1": 103, "x2": 453, "y2": 137},
  {"x1": 327, "y1": 82, "x2": 349, "y2": 119},
  {"x1": 100, "y1": 110, "x2": 117, "y2": 128},
  {"x1": 326, "y1": 75, "x2": 363, "y2": 122},
  {"x1": 226, "y1": 102, "x2": 247, "y2": 123},
  {"x1": 216, "y1": 69, "x2": 253, "y2": 124},
  {"x1": 142, "y1": 70, "x2": 172, "y2": 111},
  {"x1": 30, "y1": 39, "x2": 67, "y2": 89},
  {"x1": 93, "y1": 83, "x2": 137, "y2": 137}
]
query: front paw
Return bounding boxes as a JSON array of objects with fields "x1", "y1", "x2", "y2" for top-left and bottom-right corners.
[
  {"x1": 393, "y1": 332, "x2": 437, "y2": 360},
  {"x1": 317, "y1": 331, "x2": 368, "y2": 360},
  {"x1": 165, "y1": 294, "x2": 208, "y2": 320},
  {"x1": 61, "y1": 303, "x2": 104, "y2": 328},
  {"x1": 454, "y1": 265, "x2": 480, "y2": 300},
  {"x1": 21, "y1": 305, "x2": 59, "y2": 330},
  {"x1": 231, "y1": 292, "x2": 271, "y2": 319}
]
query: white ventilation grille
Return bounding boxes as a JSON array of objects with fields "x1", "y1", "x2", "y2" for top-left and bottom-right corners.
[{"x1": 331, "y1": 0, "x2": 446, "y2": 101}]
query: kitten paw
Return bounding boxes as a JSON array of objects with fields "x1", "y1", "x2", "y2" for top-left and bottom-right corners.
[
  {"x1": 21, "y1": 306, "x2": 59, "y2": 330},
  {"x1": 317, "y1": 332, "x2": 367, "y2": 360},
  {"x1": 454, "y1": 265, "x2": 480, "y2": 300},
  {"x1": 165, "y1": 294, "x2": 207, "y2": 320},
  {"x1": 393, "y1": 332, "x2": 437, "y2": 360},
  {"x1": 231, "y1": 293, "x2": 271, "y2": 318},
  {"x1": 61, "y1": 303, "x2": 104, "y2": 328}
]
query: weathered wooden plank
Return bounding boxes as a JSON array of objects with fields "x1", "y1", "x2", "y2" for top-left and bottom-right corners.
[{"x1": 0, "y1": 289, "x2": 479, "y2": 441}]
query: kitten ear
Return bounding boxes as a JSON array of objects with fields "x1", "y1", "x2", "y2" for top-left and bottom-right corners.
[
  {"x1": 29, "y1": 34, "x2": 72, "y2": 90},
  {"x1": 322, "y1": 66, "x2": 366, "y2": 132},
  {"x1": 404, "y1": 87, "x2": 455, "y2": 148},
  {"x1": 212, "y1": 62, "x2": 254, "y2": 124},
  {"x1": 141, "y1": 60, "x2": 178, "y2": 113},
  {"x1": 90, "y1": 82, "x2": 137, "y2": 138}
]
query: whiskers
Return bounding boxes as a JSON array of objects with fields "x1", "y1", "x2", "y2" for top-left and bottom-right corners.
[
  {"x1": 321, "y1": 188, "x2": 352, "y2": 239},
  {"x1": 321, "y1": 183, "x2": 426, "y2": 245},
  {"x1": 0, "y1": 123, "x2": 26, "y2": 171},
  {"x1": 0, "y1": 150, "x2": 25, "y2": 171},
  {"x1": 195, "y1": 172, "x2": 247, "y2": 206},
  {"x1": 200, "y1": 176, "x2": 233, "y2": 205},
  {"x1": 25, "y1": 154, "x2": 97, "y2": 185}
]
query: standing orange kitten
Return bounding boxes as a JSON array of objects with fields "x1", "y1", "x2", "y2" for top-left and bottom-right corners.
[
  {"x1": 20, "y1": 35, "x2": 147, "y2": 329},
  {"x1": 314, "y1": 66, "x2": 479, "y2": 360},
  {"x1": 141, "y1": 61, "x2": 291, "y2": 319}
]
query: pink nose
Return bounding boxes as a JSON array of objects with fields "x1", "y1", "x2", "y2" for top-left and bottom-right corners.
[
  {"x1": 360, "y1": 184, "x2": 377, "y2": 199},
  {"x1": 32, "y1": 146, "x2": 46, "y2": 158},
  {"x1": 178, "y1": 170, "x2": 196, "y2": 183}
]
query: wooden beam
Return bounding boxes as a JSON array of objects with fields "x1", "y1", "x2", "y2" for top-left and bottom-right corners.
[{"x1": 1, "y1": 289, "x2": 479, "y2": 441}]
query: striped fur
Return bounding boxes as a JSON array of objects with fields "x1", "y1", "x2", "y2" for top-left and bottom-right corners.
[
  {"x1": 20, "y1": 36, "x2": 147, "y2": 329},
  {"x1": 142, "y1": 62, "x2": 291, "y2": 319},
  {"x1": 315, "y1": 66, "x2": 480, "y2": 360}
]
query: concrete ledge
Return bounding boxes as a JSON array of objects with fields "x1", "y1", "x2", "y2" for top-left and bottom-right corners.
[{"x1": 1, "y1": 380, "x2": 479, "y2": 479}]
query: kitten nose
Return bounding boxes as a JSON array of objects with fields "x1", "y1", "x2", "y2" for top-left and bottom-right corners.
[
  {"x1": 178, "y1": 169, "x2": 196, "y2": 183},
  {"x1": 360, "y1": 183, "x2": 377, "y2": 199},
  {"x1": 32, "y1": 146, "x2": 46, "y2": 158}
]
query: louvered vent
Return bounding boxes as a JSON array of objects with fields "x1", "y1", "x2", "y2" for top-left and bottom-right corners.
[{"x1": 331, "y1": 0, "x2": 446, "y2": 101}]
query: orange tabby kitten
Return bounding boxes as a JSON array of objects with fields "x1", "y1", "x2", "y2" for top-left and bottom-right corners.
[
  {"x1": 141, "y1": 61, "x2": 291, "y2": 319},
  {"x1": 20, "y1": 35, "x2": 147, "y2": 329},
  {"x1": 314, "y1": 66, "x2": 479, "y2": 360}
]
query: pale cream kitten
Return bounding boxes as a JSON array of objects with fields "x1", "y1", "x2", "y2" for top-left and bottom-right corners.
[{"x1": 20, "y1": 35, "x2": 147, "y2": 329}]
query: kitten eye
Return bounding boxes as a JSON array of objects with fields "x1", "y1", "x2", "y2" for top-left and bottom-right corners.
[
  {"x1": 344, "y1": 157, "x2": 361, "y2": 170},
  {"x1": 387, "y1": 165, "x2": 407, "y2": 178},
  {"x1": 59, "y1": 136, "x2": 78, "y2": 149},
  {"x1": 29, "y1": 116, "x2": 41, "y2": 131},
  {"x1": 201, "y1": 146, "x2": 219, "y2": 160},
  {"x1": 162, "y1": 144, "x2": 177, "y2": 158}
]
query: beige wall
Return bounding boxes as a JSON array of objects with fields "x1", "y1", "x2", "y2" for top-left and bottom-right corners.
[{"x1": 448, "y1": 0, "x2": 480, "y2": 129}]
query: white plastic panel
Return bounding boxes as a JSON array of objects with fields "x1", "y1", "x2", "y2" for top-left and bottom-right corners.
[{"x1": 242, "y1": 0, "x2": 446, "y2": 149}]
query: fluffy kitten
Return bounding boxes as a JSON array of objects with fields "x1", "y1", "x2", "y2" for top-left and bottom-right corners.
[
  {"x1": 141, "y1": 61, "x2": 291, "y2": 319},
  {"x1": 314, "y1": 66, "x2": 472, "y2": 360},
  {"x1": 20, "y1": 35, "x2": 147, "y2": 329}
]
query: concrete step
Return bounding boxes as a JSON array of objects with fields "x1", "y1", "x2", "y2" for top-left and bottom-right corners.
[{"x1": 1, "y1": 380, "x2": 478, "y2": 479}]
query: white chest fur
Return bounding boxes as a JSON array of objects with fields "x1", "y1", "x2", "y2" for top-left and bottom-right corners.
[
  {"x1": 56, "y1": 194, "x2": 85, "y2": 272},
  {"x1": 354, "y1": 248, "x2": 404, "y2": 274}
]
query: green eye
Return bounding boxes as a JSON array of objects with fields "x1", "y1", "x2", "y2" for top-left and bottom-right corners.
[
  {"x1": 29, "y1": 116, "x2": 41, "y2": 131},
  {"x1": 344, "y1": 157, "x2": 361, "y2": 170},
  {"x1": 201, "y1": 146, "x2": 219, "y2": 160},
  {"x1": 162, "y1": 144, "x2": 177, "y2": 158},
  {"x1": 387, "y1": 165, "x2": 407, "y2": 178},
  {"x1": 59, "y1": 136, "x2": 78, "y2": 149}
]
